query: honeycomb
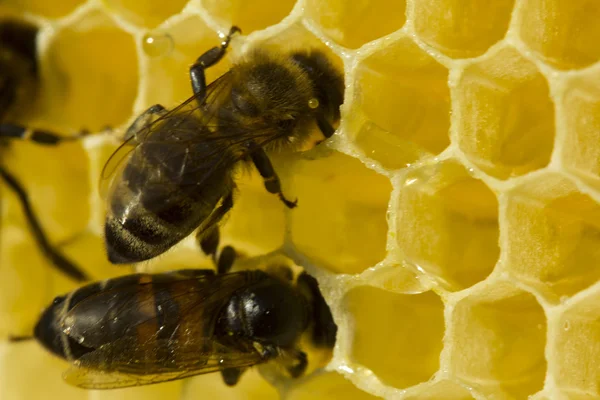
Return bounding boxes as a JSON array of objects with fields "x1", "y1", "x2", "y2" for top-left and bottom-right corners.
[{"x1": 1, "y1": 0, "x2": 600, "y2": 399}]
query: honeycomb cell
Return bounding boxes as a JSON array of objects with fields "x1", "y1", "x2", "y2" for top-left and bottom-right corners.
[
  {"x1": 102, "y1": 0, "x2": 188, "y2": 29},
  {"x1": 518, "y1": 0, "x2": 600, "y2": 70},
  {"x1": 454, "y1": 46, "x2": 555, "y2": 179},
  {"x1": 181, "y1": 369, "x2": 278, "y2": 400},
  {"x1": 40, "y1": 10, "x2": 138, "y2": 132},
  {"x1": 413, "y1": 0, "x2": 514, "y2": 59},
  {"x1": 396, "y1": 160, "x2": 499, "y2": 291},
  {"x1": 304, "y1": 0, "x2": 406, "y2": 49},
  {"x1": 344, "y1": 285, "x2": 444, "y2": 389},
  {"x1": 560, "y1": 71, "x2": 600, "y2": 188},
  {"x1": 0, "y1": 342, "x2": 85, "y2": 400},
  {"x1": 448, "y1": 282, "x2": 547, "y2": 398},
  {"x1": 550, "y1": 289, "x2": 600, "y2": 396},
  {"x1": 403, "y1": 379, "x2": 475, "y2": 400},
  {"x1": 287, "y1": 151, "x2": 392, "y2": 274},
  {"x1": 142, "y1": 15, "x2": 225, "y2": 110},
  {"x1": 503, "y1": 174, "x2": 600, "y2": 302},
  {"x1": 201, "y1": 0, "x2": 296, "y2": 35},
  {"x1": 285, "y1": 372, "x2": 378, "y2": 400},
  {"x1": 89, "y1": 381, "x2": 182, "y2": 400},
  {"x1": 349, "y1": 37, "x2": 450, "y2": 170},
  {"x1": 221, "y1": 167, "x2": 286, "y2": 255},
  {"x1": 1, "y1": 0, "x2": 85, "y2": 19}
]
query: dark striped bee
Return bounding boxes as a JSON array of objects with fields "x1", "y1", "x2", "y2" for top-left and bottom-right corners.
[
  {"x1": 102, "y1": 26, "x2": 344, "y2": 264},
  {"x1": 33, "y1": 247, "x2": 337, "y2": 389},
  {"x1": 0, "y1": 18, "x2": 89, "y2": 282}
]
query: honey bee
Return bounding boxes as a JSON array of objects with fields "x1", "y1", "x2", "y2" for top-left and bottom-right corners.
[
  {"x1": 102, "y1": 26, "x2": 345, "y2": 264},
  {"x1": 33, "y1": 246, "x2": 337, "y2": 389},
  {"x1": 0, "y1": 18, "x2": 89, "y2": 282}
]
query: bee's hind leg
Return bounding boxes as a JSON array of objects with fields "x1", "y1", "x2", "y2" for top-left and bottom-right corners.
[
  {"x1": 221, "y1": 367, "x2": 247, "y2": 386},
  {"x1": 189, "y1": 26, "x2": 241, "y2": 106},
  {"x1": 250, "y1": 148, "x2": 298, "y2": 209},
  {"x1": 0, "y1": 165, "x2": 89, "y2": 282},
  {"x1": 196, "y1": 191, "x2": 234, "y2": 263}
]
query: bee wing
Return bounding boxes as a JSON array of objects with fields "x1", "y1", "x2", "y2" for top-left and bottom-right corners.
[
  {"x1": 97, "y1": 71, "x2": 236, "y2": 198},
  {"x1": 62, "y1": 270, "x2": 265, "y2": 350},
  {"x1": 62, "y1": 335, "x2": 265, "y2": 389}
]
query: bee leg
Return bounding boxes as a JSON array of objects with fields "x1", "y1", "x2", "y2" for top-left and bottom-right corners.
[
  {"x1": 220, "y1": 367, "x2": 247, "y2": 386},
  {"x1": 0, "y1": 165, "x2": 89, "y2": 282},
  {"x1": 189, "y1": 26, "x2": 241, "y2": 103},
  {"x1": 250, "y1": 148, "x2": 298, "y2": 208},
  {"x1": 7, "y1": 335, "x2": 33, "y2": 342},
  {"x1": 0, "y1": 123, "x2": 91, "y2": 145},
  {"x1": 123, "y1": 104, "x2": 167, "y2": 141},
  {"x1": 217, "y1": 245, "x2": 236, "y2": 274},
  {"x1": 297, "y1": 272, "x2": 337, "y2": 349},
  {"x1": 316, "y1": 114, "x2": 336, "y2": 139},
  {"x1": 196, "y1": 191, "x2": 234, "y2": 260}
]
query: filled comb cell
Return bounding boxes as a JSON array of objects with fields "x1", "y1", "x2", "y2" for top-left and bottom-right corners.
[
  {"x1": 549, "y1": 289, "x2": 600, "y2": 396},
  {"x1": 287, "y1": 151, "x2": 391, "y2": 274},
  {"x1": 344, "y1": 285, "x2": 444, "y2": 389},
  {"x1": 348, "y1": 37, "x2": 450, "y2": 170},
  {"x1": 1, "y1": 0, "x2": 85, "y2": 19},
  {"x1": 285, "y1": 371, "x2": 379, "y2": 400},
  {"x1": 403, "y1": 379, "x2": 476, "y2": 400},
  {"x1": 200, "y1": 0, "x2": 296, "y2": 35},
  {"x1": 180, "y1": 370, "x2": 277, "y2": 400},
  {"x1": 502, "y1": 173, "x2": 600, "y2": 302},
  {"x1": 448, "y1": 282, "x2": 547, "y2": 398},
  {"x1": 142, "y1": 15, "x2": 227, "y2": 109},
  {"x1": 304, "y1": 0, "x2": 406, "y2": 49},
  {"x1": 517, "y1": 0, "x2": 600, "y2": 70},
  {"x1": 102, "y1": 0, "x2": 188, "y2": 29},
  {"x1": 454, "y1": 46, "x2": 555, "y2": 180},
  {"x1": 413, "y1": 0, "x2": 514, "y2": 59},
  {"x1": 396, "y1": 160, "x2": 499, "y2": 291},
  {"x1": 41, "y1": 9, "x2": 138, "y2": 131},
  {"x1": 560, "y1": 70, "x2": 600, "y2": 189}
]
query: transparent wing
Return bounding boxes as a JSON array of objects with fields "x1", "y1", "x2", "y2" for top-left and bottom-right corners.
[
  {"x1": 62, "y1": 270, "x2": 265, "y2": 350},
  {"x1": 63, "y1": 335, "x2": 264, "y2": 389},
  {"x1": 97, "y1": 71, "x2": 236, "y2": 198}
]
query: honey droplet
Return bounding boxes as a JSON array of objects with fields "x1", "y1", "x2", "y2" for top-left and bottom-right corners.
[{"x1": 142, "y1": 32, "x2": 174, "y2": 58}]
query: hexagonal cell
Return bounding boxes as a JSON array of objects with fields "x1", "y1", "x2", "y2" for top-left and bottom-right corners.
[
  {"x1": 287, "y1": 151, "x2": 392, "y2": 274},
  {"x1": 413, "y1": 0, "x2": 514, "y2": 59},
  {"x1": 403, "y1": 379, "x2": 475, "y2": 400},
  {"x1": 201, "y1": 0, "x2": 296, "y2": 35},
  {"x1": 181, "y1": 369, "x2": 278, "y2": 400},
  {"x1": 1, "y1": 0, "x2": 85, "y2": 19},
  {"x1": 344, "y1": 285, "x2": 444, "y2": 389},
  {"x1": 304, "y1": 0, "x2": 406, "y2": 49},
  {"x1": 396, "y1": 160, "x2": 499, "y2": 291},
  {"x1": 448, "y1": 282, "x2": 547, "y2": 398},
  {"x1": 560, "y1": 71, "x2": 600, "y2": 188},
  {"x1": 222, "y1": 168, "x2": 286, "y2": 255},
  {"x1": 503, "y1": 173, "x2": 600, "y2": 302},
  {"x1": 518, "y1": 0, "x2": 600, "y2": 70},
  {"x1": 102, "y1": 0, "x2": 188, "y2": 29},
  {"x1": 348, "y1": 37, "x2": 450, "y2": 170},
  {"x1": 454, "y1": 46, "x2": 555, "y2": 179},
  {"x1": 0, "y1": 342, "x2": 85, "y2": 400},
  {"x1": 550, "y1": 289, "x2": 600, "y2": 396},
  {"x1": 39, "y1": 10, "x2": 138, "y2": 132},
  {"x1": 285, "y1": 372, "x2": 379, "y2": 400},
  {"x1": 142, "y1": 15, "x2": 226, "y2": 110}
]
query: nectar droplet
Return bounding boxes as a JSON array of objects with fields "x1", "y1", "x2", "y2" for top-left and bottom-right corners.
[{"x1": 142, "y1": 32, "x2": 174, "y2": 58}]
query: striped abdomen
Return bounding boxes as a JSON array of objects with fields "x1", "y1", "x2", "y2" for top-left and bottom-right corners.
[{"x1": 104, "y1": 115, "x2": 236, "y2": 264}]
